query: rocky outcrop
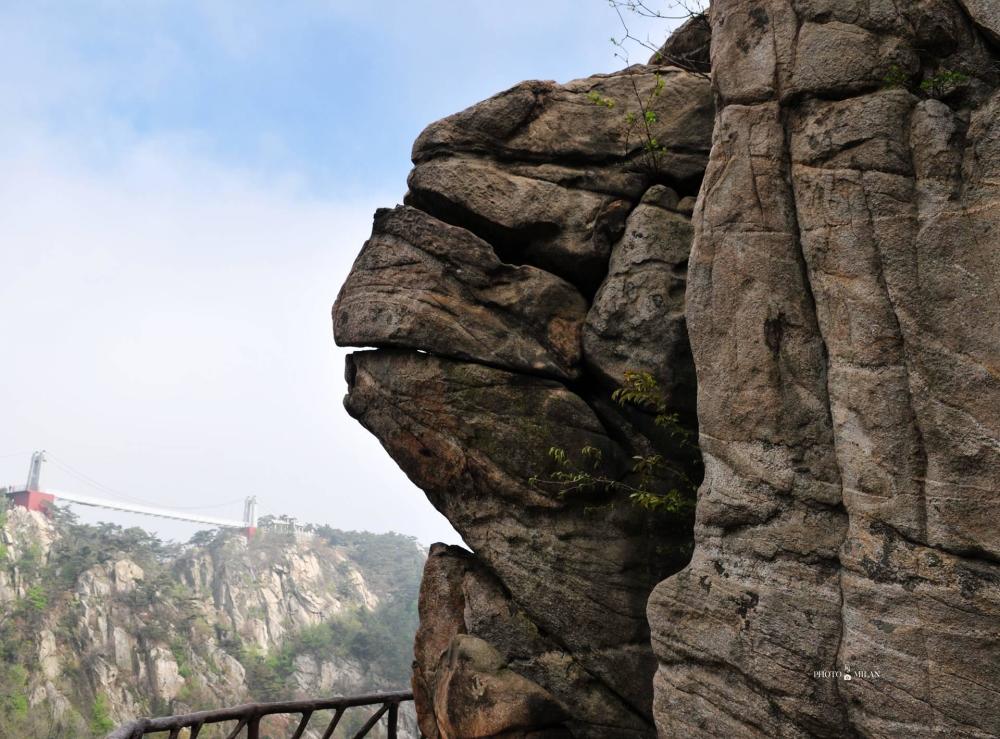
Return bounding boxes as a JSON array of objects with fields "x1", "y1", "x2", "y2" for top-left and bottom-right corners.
[
  {"x1": 402, "y1": 67, "x2": 713, "y2": 294},
  {"x1": 649, "y1": 2, "x2": 1000, "y2": 738},
  {"x1": 412, "y1": 544, "x2": 668, "y2": 739},
  {"x1": 649, "y1": 14, "x2": 712, "y2": 74},
  {"x1": 337, "y1": 4, "x2": 998, "y2": 736},
  {"x1": 335, "y1": 205, "x2": 588, "y2": 380},
  {"x1": 335, "y1": 63, "x2": 714, "y2": 737},
  {"x1": 0, "y1": 508, "x2": 422, "y2": 738}
]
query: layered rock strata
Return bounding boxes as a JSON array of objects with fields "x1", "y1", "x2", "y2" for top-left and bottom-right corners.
[
  {"x1": 648, "y1": 2, "x2": 1000, "y2": 738},
  {"x1": 335, "y1": 65, "x2": 714, "y2": 737}
]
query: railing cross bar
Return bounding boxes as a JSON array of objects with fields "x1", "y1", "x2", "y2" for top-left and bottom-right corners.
[
  {"x1": 289, "y1": 710, "x2": 313, "y2": 739},
  {"x1": 352, "y1": 703, "x2": 389, "y2": 739},
  {"x1": 320, "y1": 707, "x2": 344, "y2": 739},
  {"x1": 223, "y1": 716, "x2": 247, "y2": 739}
]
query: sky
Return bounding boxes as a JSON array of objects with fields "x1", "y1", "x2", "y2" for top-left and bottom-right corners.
[{"x1": 0, "y1": 1, "x2": 674, "y2": 546}]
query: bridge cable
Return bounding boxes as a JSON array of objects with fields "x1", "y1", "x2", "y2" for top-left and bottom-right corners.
[{"x1": 44, "y1": 453, "x2": 248, "y2": 512}]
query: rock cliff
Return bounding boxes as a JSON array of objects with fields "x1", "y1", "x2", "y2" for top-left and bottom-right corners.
[
  {"x1": 335, "y1": 65, "x2": 713, "y2": 738},
  {"x1": 0, "y1": 505, "x2": 422, "y2": 738},
  {"x1": 649, "y1": 2, "x2": 1000, "y2": 737},
  {"x1": 334, "y1": 4, "x2": 999, "y2": 738}
]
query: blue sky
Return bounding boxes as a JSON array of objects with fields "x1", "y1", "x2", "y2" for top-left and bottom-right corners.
[{"x1": 0, "y1": 2, "x2": 674, "y2": 545}]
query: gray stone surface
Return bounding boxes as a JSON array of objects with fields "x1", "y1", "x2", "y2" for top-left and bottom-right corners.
[
  {"x1": 583, "y1": 193, "x2": 695, "y2": 411},
  {"x1": 334, "y1": 205, "x2": 587, "y2": 380},
  {"x1": 649, "y1": 2, "x2": 1000, "y2": 737},
  {"x1": 405, "y1": 66, "x2": 713, "y2": 291},
  {"x1": 959, "y1": 0, "x2": 1000, "y2": 44},
  {"x1": 343, "y1": 350, "x2": 677, "y2": 734},
  {"x1": 649, "y1": 14, "x2": 711, "y2": 73},
  {"x1": 413, "y1": 545, "x2": 650, "y2": 739},
  {"x1": 334, "y1": 64, "x2": 713, "y2": 739}
]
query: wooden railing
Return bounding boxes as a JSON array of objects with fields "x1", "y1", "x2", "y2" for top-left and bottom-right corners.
[{"x1": 105, "y1": 691, "x2": 413, "y2": 739}]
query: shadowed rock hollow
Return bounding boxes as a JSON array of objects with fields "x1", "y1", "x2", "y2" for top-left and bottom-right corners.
[{"x1": 334, "y1": 4, "x2": 1000, "y2": 737}]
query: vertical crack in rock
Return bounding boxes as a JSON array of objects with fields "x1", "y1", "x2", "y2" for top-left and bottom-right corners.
[{"x1": 780, "y1": 87, "x2": 855, "y2": 735}]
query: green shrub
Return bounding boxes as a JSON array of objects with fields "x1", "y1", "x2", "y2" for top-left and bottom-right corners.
[
  {"x1": 920, "y1": 70, "x2": 969, "y2": 97},
  {"x1": 90, "y1": 693, "x2": 114, "y2": 735},
  {"x1": 883, "y1": 65, "x2": 970, "y2": 99},
  {"x1": 24, "y1": 584, "x2": 47, "y2": 611},
  {"x1": 531, "y1": 371, "x2": 699, "y2": 514}
]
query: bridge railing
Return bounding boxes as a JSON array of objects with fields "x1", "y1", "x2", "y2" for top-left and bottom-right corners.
[{"x1": 105, "y1": 690, "x2": 413, "y2": 739}]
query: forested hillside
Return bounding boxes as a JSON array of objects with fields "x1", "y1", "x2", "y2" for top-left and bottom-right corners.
[{"x1": 0, "y1": 502, "x2": 423, "y2": 738}]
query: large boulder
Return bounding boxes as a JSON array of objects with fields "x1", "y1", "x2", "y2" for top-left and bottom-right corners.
[
  {"x1": 343, "y1": 349, "x2": 680, "y2": 727},
  {"x1": 649, "y1": 2, "x2": 1000, "y2": 737},
  {"x1": 413, "y1": 545, "x2": 649, "y2": 739}
]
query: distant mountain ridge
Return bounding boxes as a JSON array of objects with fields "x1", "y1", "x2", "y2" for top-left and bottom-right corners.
[{"x1": 0, "y1": 502, "x2": 423, "y2": 738}]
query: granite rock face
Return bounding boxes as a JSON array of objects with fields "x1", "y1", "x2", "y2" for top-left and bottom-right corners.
[
  {"x1": 403, "y1": 67, "x2": 714, "y2": 294},
  {"x1": 649, "y1": 14, "x2": 712, "y2": 73},
  {"x1": 335, "y1": 205, "x2": 588, "y2": 380},
  {"x1": 335, "y1": 63, "x2": 714, "y2": 738},
  {"x1": 583, "y1": 186, "x2": 696, "y2": 412},
  {"x1": 649, "y1": 2, "x2": 1000, "y2": 738},
  {"x1": 336, "y1": 5, "x2": 998, "y2": 735}
]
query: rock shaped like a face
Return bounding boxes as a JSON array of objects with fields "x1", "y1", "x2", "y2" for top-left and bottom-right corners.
[
  {"x1": 335, "y1": 62, "x2": 714, "y2": 738},
  {"x1": 650, "y1": 3, "x2": 1000, "y2": 738}
]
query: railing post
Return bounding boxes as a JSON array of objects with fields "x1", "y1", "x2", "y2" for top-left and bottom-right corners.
[
  {"x1": 387, "y1": 701, "x2": 399, "y2": 739},
  {"x1": 247, "y1": 715, "x2": 260, "y2": 739}
]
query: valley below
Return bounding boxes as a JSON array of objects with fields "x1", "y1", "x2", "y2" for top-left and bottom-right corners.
[{"x1": 0, "y1": 503, "x2": 422, "y2": 738}]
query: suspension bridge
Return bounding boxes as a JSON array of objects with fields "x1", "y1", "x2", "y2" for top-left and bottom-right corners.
[{"x1": 3, "y1": 451, "x2": 258, "y2": 538}]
